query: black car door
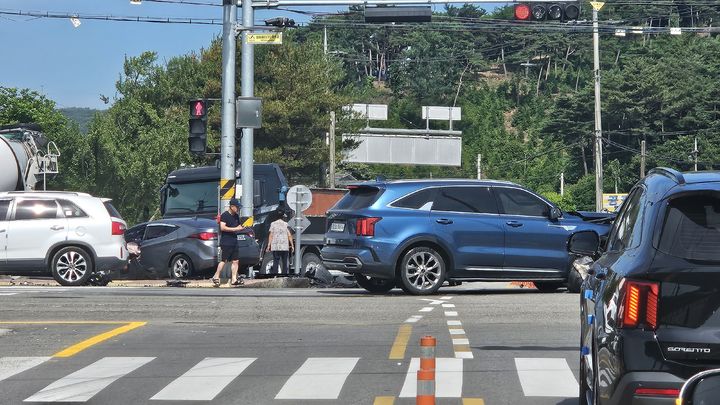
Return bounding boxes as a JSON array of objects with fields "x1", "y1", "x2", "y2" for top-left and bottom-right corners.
[{"x1": 139, "y1": 224, "x2": 179, "y2": 274}]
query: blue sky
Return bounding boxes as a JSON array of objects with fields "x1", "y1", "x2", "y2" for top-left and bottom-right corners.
[{"x1": 0, "y1": 1, "x2": 503, "y2": 109}]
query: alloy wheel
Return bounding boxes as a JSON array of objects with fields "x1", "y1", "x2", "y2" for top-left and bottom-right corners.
[
  {"x1": 56, "y1": 251, "x2": 88, "y2": 283},
  {"x1": 405, "y1": 251, "x2": 442, "y2": 290}
]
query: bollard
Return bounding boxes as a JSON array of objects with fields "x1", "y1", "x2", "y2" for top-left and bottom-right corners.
[
  {"x1": 417, "y1": 335, "x2": 436, "y2": 405},
  {"x1": 416, "y1": 369, "x2": 435, "y2": 405},
  {"x1": 420, "y1": 335, "x2": 436, "y2": 371}
]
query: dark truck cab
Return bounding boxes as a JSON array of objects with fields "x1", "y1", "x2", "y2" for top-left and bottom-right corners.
[{"x1": 159, "y1": 163, "x2": 344, "y2": 276}]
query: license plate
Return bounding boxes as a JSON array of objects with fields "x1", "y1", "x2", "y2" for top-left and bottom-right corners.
[
  {"x1": 330, "y1": 222, "x2": 345, "y2": 232},
  {"x1": 237, "y1": 235, "x2": 246, "y2": 241}
]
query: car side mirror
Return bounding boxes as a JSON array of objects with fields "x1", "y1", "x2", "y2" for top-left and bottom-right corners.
[
  {"x1": 549, "y1": 206, "x2": 562, "y2": 221},
  {"x1": 568, "y1": 230, "x2": 600, "y2": 256},
  {"x1": 678, "y1": 368, "x2": 720, "y2": 405}
]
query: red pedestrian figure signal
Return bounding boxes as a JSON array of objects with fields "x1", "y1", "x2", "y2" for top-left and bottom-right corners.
[{"x1": 192, "y1": 100, "x2": 205, "y2": 117}]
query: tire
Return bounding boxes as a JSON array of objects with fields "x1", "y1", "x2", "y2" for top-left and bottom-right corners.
[
  {"x1": 51, "y1": 246, "x2": 94, "y2": 286},
  {"x1": 260, "y1": 254, "x2": 274, "y2": 275},
  {"x1": 535, "y1": 281, "x2": 564, "y2": 293},
  {"x1": 302, "y1": 253, "x2": 325, "y2": 276},
  {"x1": 398, "y1": 246, "x2": 445, "y2": 295},
  {"x1": 169, "y1": 254, "x2": 193, "y2": 279},
  {"x1": 355, "y1": 274, "x2": 395, "y2": 294},
  {"x1": 567, "y1": 267, "x2": 583, "y2": 294}
]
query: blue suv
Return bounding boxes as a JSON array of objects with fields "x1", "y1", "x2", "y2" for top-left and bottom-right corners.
[{"x1": 321, "y1": 179, "x2": 613, "y2": 295}]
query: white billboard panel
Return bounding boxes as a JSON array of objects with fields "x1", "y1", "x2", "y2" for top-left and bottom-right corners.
[
  {"x1": 422, "y1": 106, "x2": 461, "y2": 121},
  {"x1": 343, "y1": 133, "x2": 462, "y2": 166},
  {"x1": 343, "y1": 103, "x2": 388, "y2": 120}
]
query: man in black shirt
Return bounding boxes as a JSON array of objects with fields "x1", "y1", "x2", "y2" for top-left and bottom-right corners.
[{"x1": 212, "y1": 198, "x2": 244, "y2": 286}]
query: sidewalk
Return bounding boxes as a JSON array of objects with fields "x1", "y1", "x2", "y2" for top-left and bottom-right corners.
[{"x1": 0, "y1": 276, "x2": 312, "y2": 288}]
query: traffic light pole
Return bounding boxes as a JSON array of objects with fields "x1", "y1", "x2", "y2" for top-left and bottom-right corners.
[
  {"x1": 221, "y1": 0, "x2": 237, "y2": 212},
  {"x1": 240, "y1": 0, "x2": 255, "y2": 223},
  {"x1": 592, "y1": 4, "x2": 604, "y2": 212}
]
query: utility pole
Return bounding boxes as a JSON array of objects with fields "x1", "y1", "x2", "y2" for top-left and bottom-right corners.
[
  {"x1": 477, "y1": 154, "x2": 482, "y2": 179},
  {"x1": 329, "y1": 111, "x2": 336, "y2": 188},
  {"x1": 693, "y1": 137, "x2": 699, "y2": 171},
  {"x1": 640, "y1": 140, "x2": 646, "y2": 178},
  {"x1": 592, "y1": 2, "x2": 605, "y2": 212},
  {"x1": 240, "y1": 0, "x2": 255, "y2": 223},
  {"x1": 560, "y1": 172, "x2": 564, "y2": 196},
  {"x1": 220, "y1": 0, "x2": 237, "y2": 212},
  {"x1": 323, "y1": 26, "x2": 328, "y2": 54}
]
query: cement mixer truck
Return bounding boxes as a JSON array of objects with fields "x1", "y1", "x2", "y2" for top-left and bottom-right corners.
[{"x1": 0, "y1": 124, "x2": 60, "y2": 191}]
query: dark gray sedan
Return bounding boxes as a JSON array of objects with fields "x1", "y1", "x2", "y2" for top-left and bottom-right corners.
[{"x1": 123, "y1": 218, "x2": 219, "y2": 279}]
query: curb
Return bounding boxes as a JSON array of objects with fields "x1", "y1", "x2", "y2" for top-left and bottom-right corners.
[{"x1": 0, "y1": 277, "x2": 313, "y2": 289}]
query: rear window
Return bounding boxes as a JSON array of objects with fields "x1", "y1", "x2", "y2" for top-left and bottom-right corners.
[
  {"x1": 104, "y1": 201, "x2": 123, "y2": 219},
  {"x1": 657, "y1": 194, "x2": 720, "y2": 261},
  {"x1": 333, "y1": 187, "x2": 383, "y2": 210}
]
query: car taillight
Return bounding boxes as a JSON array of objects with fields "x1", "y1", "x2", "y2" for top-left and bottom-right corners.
[
  {"x1": 112, "y1": 221, "x2": 126, "y2": 236},
  {"x1": 634, "y1": 387, "x2": 679, "y2": 397},
  {"x1": 356, "y1": 217, "x2": 381, "y2": 237},
  {"x1": 620, "y1": 280, "x2": 660, "y2": 330},
  {"x1": 191, "y1": 232, "x2": 218, "y2": 241}
]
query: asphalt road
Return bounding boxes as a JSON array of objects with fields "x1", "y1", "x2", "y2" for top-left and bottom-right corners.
[{"x1": 0, "y1": 283, "x2": 581, "y2": 404}]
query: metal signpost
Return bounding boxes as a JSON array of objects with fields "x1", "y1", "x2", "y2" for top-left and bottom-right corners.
[{"x1": 287, "y1": 185, "x2": 312, "y2": 275}]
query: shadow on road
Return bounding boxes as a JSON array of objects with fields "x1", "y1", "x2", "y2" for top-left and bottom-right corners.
[{"x1": 473, "y1": 345, "x2": 578, "y2": 351}]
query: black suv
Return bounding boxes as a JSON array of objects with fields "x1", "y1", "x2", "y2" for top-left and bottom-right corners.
[{"x1": 570, "y1": 168, "x2": 720, "y2": 405}]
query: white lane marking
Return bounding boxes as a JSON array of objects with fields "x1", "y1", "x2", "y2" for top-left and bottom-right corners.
[
  {"x1": 275, "y1": 357, "x2": 359, "y2": 399},
  {"x1": 399, "y1": 358, "x2": 463, "y2": 398},
  {"x1": 442, "y1": 303, "x2": 455, "y2": 308},
  {"x1": 25, "y1": 357, "x2": 155, "y2": 402},
  {"x1": 449, "y1": 329, "x2": 465, "y2": 335},
  {"x1": 515, "y1": 358, "x2": 579, "y2": 397},
  {"x1": 441, "y1": 296, "x2": 453, "y2": 300},
  {"x1": 150, "y1": 358, "x2": 256, "y2": 401},
  {"x1": 0, "y1": 357, "x2": 51, "y2": 382},
  {"x1": 452, "y1": 338, "x2": 470, "y2": 345},
  {"x1": 0, "y1": 293, "x2": 18, "y2": 296},
  {"x1": 419, "y1": 307, "x2": 434, "y2": 313},
  {"x1": 447, "y1": 320, "x2": 462, "y2": 326},
  {"x1": 420, "y1": 299, "x2": 446, "y2": 305},
  {"x1": 405, "y1": 315, "x2": 423, "y2": 323},
  {"x1": 444, "y1": 311, "x2": 458, "y2": 316},
  {"x1": 455, "y1": 351, "x2": 474, "y2": 359}
]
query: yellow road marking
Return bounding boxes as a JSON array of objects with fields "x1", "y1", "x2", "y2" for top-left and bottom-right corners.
[
  {"x1": 373, "y1": 396, "x2": 395, "y2": 405},
  {"x1": 463, "y1": 399, "x2": 485, "y2": 405},
  {"x1": 389, "y1": 324, "x2": 412, "y2": 360},
  {"x1": 53, "y1": 322, "x2": 147, "y2": 358}
]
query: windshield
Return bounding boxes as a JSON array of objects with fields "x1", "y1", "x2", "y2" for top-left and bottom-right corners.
[{"x1": 164, "y1": 181, "x2": 218, "y2": 216}]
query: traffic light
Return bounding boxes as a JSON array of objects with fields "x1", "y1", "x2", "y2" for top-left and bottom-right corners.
[
  {"x1": 188, "y1": 99, "x2": 207, "y2": 156},
  {"x1": 364, "y1": 6, "x2": 432, "y2": 23},
  {"x1": 264, "y1": 17, "x2": 295, "y2": 27},
  {"x1": 514, "y1": 2, "x2": 581, "y2": 21}
]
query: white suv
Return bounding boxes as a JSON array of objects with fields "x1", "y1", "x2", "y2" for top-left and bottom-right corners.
[{"x1": 0, "y1": 191, "x2": 128, "y2": 286}]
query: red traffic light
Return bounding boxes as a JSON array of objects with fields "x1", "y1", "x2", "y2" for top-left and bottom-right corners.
[
  {"x1": 514, "y1": 4, "x2": 531, "y2": 20},
  {"x1": 190, "y1": 100, "x2": 206, "y2": 118}
]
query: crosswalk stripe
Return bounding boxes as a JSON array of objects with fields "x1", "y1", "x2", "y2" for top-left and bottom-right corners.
[
  {"x1": 275, "y1": 357, "x2": 359, "y2": 399},
  {"x1": 0, "y1": 293, "x2": 18, "y2": 296},
  {"x1": 515, "y1": 358, "x2": 579, "y2": 397},
  {"x1": 150, "y1": 357, "x2": 256, "y2": 401},
  {"x1": 0, "y1": 357, "x2": 51, "y2": 382},
  {"x1": 399, "y1": 358, "x2": 463, "y2": 398},
  {"x1": 24, "y1": 357, "x2": 154, "y2": 402}
]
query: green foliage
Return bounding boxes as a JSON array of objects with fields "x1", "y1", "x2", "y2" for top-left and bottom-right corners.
[{"x1": 59, "y1": 107, "x2": 102, "y2": 134}]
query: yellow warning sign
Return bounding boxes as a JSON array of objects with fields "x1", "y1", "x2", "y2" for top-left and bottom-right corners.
[
  {"x1": 590, "y1": 1, "x2": 605, "y2": 11},
  {"x1": 220, "y1": 179, "x2": 236, "y2": 200},
  {"x1": 246, "y1": 32, "x2": 283, "y2": 45}
]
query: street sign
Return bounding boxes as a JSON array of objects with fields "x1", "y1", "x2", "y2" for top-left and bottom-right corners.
[
  {"x1": 602, "y1": 193, "x2": 628, "y2": 213},
  {"x1": 246, "y1": 32, "x2": 282, "y2": 45},
  {"x1": 289, "y1": 215, "x2": 311, "y2": 233},
  {"x1": 422, "y1": 106, "x2": 461, "y2": 121},
  {"x1": 590, "y1": 2, "x2": 605, "y2": 11},
  {"x1": 343, "y1": 104, "x2": 388, "y2": 121},
  {"x1": 287, "y1": 185, "x2": 312, "y2": 212}
]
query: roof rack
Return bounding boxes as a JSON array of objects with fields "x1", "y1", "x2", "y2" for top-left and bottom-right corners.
[{"x1": 648, "y1": 167, "x2": 686, "y2": 185}]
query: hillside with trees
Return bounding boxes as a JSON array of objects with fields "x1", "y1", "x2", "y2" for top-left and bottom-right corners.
[{"x1": 2, "y1": 1, "x2": 720, "y2": 223}]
